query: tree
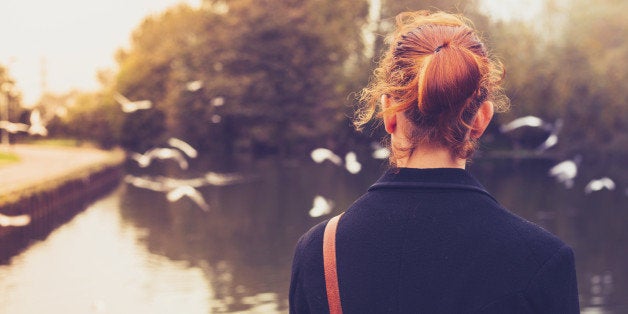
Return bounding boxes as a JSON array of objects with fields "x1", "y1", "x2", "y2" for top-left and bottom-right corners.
[
  {"x1": 489, "y1": 0, "x2": 628, "y2": 161},
  {"x1": 114, "y1": 1, "x2": 371, "y2": 156}
]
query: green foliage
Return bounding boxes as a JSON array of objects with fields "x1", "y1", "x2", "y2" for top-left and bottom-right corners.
[
  {"x1": 119, "y1": 109, "x2": 167, "y2": 152},
  {"x1": 63, "y1": 91, "x2": 123, "y2": 149},
  {"x1": 113, "y1": 1, "x2": 371, "y2": 156},
  {"x1": 50, "y1": 0, "x2": 626, "y2": 164},
  {"x1": 0, "y1": 65, "x2": 24, "y2": 123},
  {"x1": 0, "y1": 151, "x2": 20, "y2": 167}
]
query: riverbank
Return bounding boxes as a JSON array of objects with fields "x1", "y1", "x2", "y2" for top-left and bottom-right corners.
[{"x1": 0, "y1": 144, "x2": 125, "y2": 240}]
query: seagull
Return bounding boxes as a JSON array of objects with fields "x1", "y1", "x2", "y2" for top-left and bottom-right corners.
[
  {"x1": 371, "y1": 142, "x2": 391, "y2": 159},
  {"x1": 500, "y1": 115, "x2": 553, "y2": 133},
  {"x1": 130, "y1": 147, "x2": 189, "y2": 170},
  {"x1": 211, "y1": 97, "x2": 225, "y2": 107},
  {"x1": 124, "y1": 175, "x2": 210, "y2": 211},
  {"x1": 0, "y1": 212, "x2": 31, "y2": 227},
  {"x1": 0, "y1": 120, "x2": 29, "y2": 134},
  {"x1": 344, "y1": 151, "x2": 362, "y2": 174},
  {"x1": 584, "y1": 177, "x2": 616, "y2": 194},
  {"x1": 535, "y1": 119, "x2": 563, "y2": 153},
  {"x1": 548, "y1": 156, "x2": 581, "y2": 189},
  {"x1": 186, "y1": 80, "x2": 203, "y2": 92},
  {"x1": 167, "y1": 137, "x2": 198, "y2": 158},
  {"x1": 309, "y1": 195, "x2": 334, "y2": 217},
  {"x1": 124, "y1": 174, "x2": 167, "y2": 191},
  {"x1": 310, "y1": 148, "x2": 342, "y2": 166},
  {"x1": 166, "y1": 185, "x2": 210, "y2": 211},
  {"x1": 28, "y1": 109, "x2": 48, "y2": 136},
  {"x1": 114, "y1": 92, "x2": 153, "y2": 113},
  {"x1": 210, "y1": 114, "x2": 222, "y2": 123},
  {"x1": 204, "y1": 171, "x2": 247, "y2": 186}
]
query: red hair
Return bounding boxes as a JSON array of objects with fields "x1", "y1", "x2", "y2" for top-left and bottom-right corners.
[{"x1": 355, "y1": 10, "x2": 507, "y2": 161}]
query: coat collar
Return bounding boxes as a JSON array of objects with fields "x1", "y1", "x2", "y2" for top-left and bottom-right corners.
[{"x1": 369, "y1": 167, "x2": 497, "y2": 202}]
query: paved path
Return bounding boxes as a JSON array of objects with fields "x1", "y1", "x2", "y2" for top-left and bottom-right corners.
[{"x1": 0, "y1": 144, "x2": 125, "y2": 197}]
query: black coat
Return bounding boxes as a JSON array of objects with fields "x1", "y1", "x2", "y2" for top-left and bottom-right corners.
[{"x1": 290, "y1": 168, "x2": 579, "y2": 313}]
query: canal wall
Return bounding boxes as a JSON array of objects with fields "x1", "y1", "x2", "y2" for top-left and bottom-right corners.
[{"x1": 0, "y1": 145, "x2": 125, "y2": 242}]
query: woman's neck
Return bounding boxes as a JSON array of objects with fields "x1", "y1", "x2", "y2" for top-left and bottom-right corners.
[{"x1": 395, "y1": 145, "x2": 466, "y2": 169}]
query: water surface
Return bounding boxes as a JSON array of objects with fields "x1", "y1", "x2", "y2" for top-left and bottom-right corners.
[{"x1": 0, "y1": 157, "x2": 625, "y2": 313}]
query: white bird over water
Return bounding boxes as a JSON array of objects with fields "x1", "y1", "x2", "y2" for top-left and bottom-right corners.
[
  {"x1": 500, "y1": 115, "x2": 553, "y2": 133},
  {"x1": 167, "y1": 137, "x2": 198, "y2": 158},
  {"x1": 0, "y1": 120, "x2": 29, "y2": 134},
  {"x1": 204, "y1": 171, "x2": 247, "y2": 186},
  {"x1": 210, "y1": 114, "x2": 222, "y2": 124},
  {"x1": 114, "y1": 92, "x2": 153, "y2": 113},
  {"x1": 344, "y1": 151, "x2": 362, "y2": 174},
  {"x1": 371, "y1": 142, "x2": 391, "y2": 160},
  {"x1": 124, "y1": 175, "x2": 210, "y2": 211},
  {"x1": 0, "y1": 212, "x2": 31, "y2": 227},
  {"x1": 310, "y1": 148, "x2": 342, "y2": 166},
  {"x1": 130, "y1": 147, "x2": 189, "y2": 170},
  {"x1": 166, "y1": 185, "x2": 210, "y2": 212},
  {"x1": 309, "y1": 195, "x2": 334, "y2": 218},
  {"x1": 186, "y1": 80, "x2": 203, "y2": 92},
  {"x1": 584, "y1": 177, "x2": 616, "y2": 194},
  {"x1": 28, "y1": 109, "x2": 48, "y2": 136},
  {"x1": 535, "y1": 119, "x2": 563, "y2": 153},
  {"x1": 548, "y1": 156, "x2": 581, "y2": 189},
  {"x1": 211, "y1": 97, "x2": 225, "y2": 107}
]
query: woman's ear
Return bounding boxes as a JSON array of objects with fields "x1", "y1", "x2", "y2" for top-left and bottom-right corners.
[
  {"x1": 381, "y1": 94, "x2": 397, "y2": 134},
  {"x1": 470, "y1": 101, "x2": 494, "y2": 139}
]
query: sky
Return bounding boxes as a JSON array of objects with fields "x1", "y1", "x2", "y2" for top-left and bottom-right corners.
[
  {"x1": 0, "y1": 0, "x2": 200, "y2": 105},
  {"x1": 0, "y1": 0, "x2": 542, "y2": 106}
]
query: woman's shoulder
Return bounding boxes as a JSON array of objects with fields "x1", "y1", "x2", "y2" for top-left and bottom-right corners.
[
  {"x1": 293, "y1": 218, "x2": 329, "y2": 260},
  {"x1": 490, "y1": 205, "x2": 569, "y2": 265}
]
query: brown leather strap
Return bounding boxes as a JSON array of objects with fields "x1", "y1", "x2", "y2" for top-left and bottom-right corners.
[{"x1": 323, "y1": 213, "x2": 344, "y2": 314}]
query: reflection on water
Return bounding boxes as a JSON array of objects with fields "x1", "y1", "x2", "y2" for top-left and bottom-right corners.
[
  {"x1": 0, "y1": 192, "x2": 212, "y2": 314},
  {"x1": 0, "y1": 157, "x2": 626, "y2": 313}
]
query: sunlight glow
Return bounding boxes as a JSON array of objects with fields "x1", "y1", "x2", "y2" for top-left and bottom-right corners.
[{"x1": 0, "y1": 0, "x2": 200, "y2": 105}]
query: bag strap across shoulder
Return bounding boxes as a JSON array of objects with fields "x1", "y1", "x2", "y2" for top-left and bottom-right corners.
[{"x1": 323, "y1": 213, "x2": 344, "y2": 314}]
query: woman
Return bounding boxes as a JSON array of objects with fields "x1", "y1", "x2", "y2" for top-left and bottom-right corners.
[{"x1": 290, "y1": 10, "x2": 579, "y2": 314}]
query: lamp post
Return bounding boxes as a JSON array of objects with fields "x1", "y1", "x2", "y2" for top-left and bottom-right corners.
[
  {"x1": 1, "y1": 58, "x2": 16, "y2": 151},
  {"x1": 0, "y1": 82, "x2": 10, "y2": 150}
]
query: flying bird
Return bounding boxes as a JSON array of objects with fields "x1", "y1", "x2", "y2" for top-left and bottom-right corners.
[
  {"x1": 211, "y1": 97, "x2": 225, "y2": 107},
  {"x1": 166, "y1": 185, "x2": 210, "y2": 212},
  {"x1": 535, "y1": 119, "x2": 563, "y2": 153},
  {"x1": 371, "y1": 142, "x2": 391, "y2": 160},
  {"x1": 499, "y1": 115, "x2": 554, "y2": 133},
  {"x1": 27, "y1": 109, "x2": 48, "y2": 136},
  {"x1": 130, "y1": 147, "x2": 189, "y2": 170},
  {"x1": 0, "y1": 120, "x2": 29, "y2": 134},
  {"x1": 310, "y1": 148, "x2": 342, "y2": 166},
  {"x1": 185, "y1": 80, "x2": 203, "y2": 92},
  {"x1": 210, "y1": 114, "x2": 222, "y2": 123},
  {"x1": 124, "y1": 174, "x2": 167, "y2": 191},
  {"x1": 167, "y1": 137, "x2": 198, "y2": 158},
  {"x1": 584, "y1": 177, "x2": 616, "y2": 194},
  {"x1": 309, "y1": 195, "x2": 334, "y2": 218},
  {"x1": 204, "y1": 171, "x2": 247, "y2": 186},
  {"x1": 344, "y1": 151, "x2": 362, "y2": 174},
  {"x1": 124, "y1": 170, "x2": 249, "y2": 212},
  {"x1": 124, "y1": 175, "x2": 210, "y2": 212},
  {"x1": 0, "y1": 212, "x2": 31, "y2": 227},
  {"x1": 114, "y1": 92, "x2": 153, "y2": 113},
  {"x1": 548, "y1": 156, "x2": 581, "y2": 189}
]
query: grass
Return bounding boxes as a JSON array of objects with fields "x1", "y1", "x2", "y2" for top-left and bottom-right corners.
[
  {"x1": 21, "y1": 138, "x2": 88, "y2": 147},
  {"x1": 0, "y1": 151, "x2": 20, "y2": 167}
]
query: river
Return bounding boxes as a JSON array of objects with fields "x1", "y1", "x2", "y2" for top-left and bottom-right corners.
[{"x1": 0, "y1": 155, "x2": 626, "y2": 313}]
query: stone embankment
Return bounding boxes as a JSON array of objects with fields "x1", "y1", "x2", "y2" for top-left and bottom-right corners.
[{"x1": 0, "y1": 144, "x2": 125, "y2": 239}]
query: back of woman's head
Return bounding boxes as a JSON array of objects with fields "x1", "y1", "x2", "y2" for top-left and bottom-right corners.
[{"x1": 355, "y1": 10, "x2": 507, "y2": 160}]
